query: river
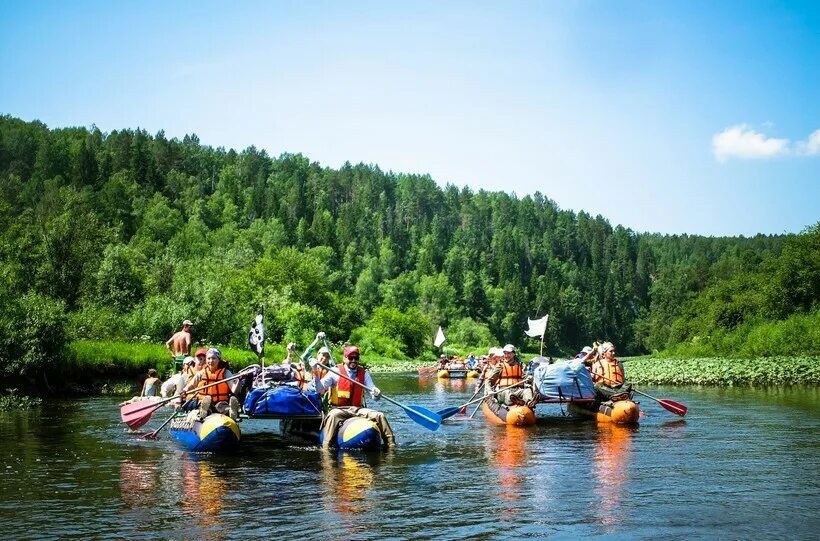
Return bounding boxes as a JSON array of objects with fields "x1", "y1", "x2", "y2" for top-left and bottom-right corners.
[{"x1": 1, "y1": 375, "x2": 818, "y2": 540}]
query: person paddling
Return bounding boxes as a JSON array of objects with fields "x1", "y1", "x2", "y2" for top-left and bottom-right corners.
[
  {"x1": 311, "y1": 345, "x2": 396, "y2": 448},
  {"x1": 590, "y1": 342, "x2": 632, "y2": 401},
  {"x1": 181, "y1": 348, "x2": 241, "y2": 421},
  {"x1": 485, "y1": 344, "x2": 535, "y2": 407}
]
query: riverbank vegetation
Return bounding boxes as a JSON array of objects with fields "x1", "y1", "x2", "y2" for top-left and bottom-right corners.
[
  {"x1": 624, "y1": 356, "x2": 820, "y2": 386},
  {"x1": 0, "y1": 116, "x2": 818, "y2": 387}
]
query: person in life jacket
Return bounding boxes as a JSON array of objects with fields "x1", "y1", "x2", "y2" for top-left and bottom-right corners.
[
  {"x1": 590, "y1": 342, "x2": 632, "y2": 401},
  {"x1": 311, "y1": 345, "x2": 396, "y2": 448},
  {"x1": 486, "y1": 344, "x2": 535, "y2": 408},
  {"x1": 181, "y1": 348, "x2": 241, "y2": 421}
]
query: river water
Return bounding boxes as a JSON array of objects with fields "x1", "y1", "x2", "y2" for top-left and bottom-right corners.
[{"x1": 1, "y1": 374, "x2": 818, "y2": 540}]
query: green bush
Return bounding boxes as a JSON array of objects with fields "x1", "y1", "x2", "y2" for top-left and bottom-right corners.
[
  {"x1": 0, "y1": 292, "x2": 68, "y2": 378},
  {"x1": 366, "y1": 305, "x2": 431, "y2": 358},
  {"x1": 447, "y1": 317, "x2": 495, "y2": 351}
]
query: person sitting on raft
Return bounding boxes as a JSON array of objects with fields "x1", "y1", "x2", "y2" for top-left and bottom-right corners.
[
  {"x1": 181, "y1": 348, "x2": 241, "y2": 421},
  {"x1": 485, "y1": 344, "x2": 535, "y2": 407},
  {"x1": 310, "y1": 345, "x2": 396, "y2": 448},
  {"x1": 576, "y1": 345, "x2": 595, "y2": 363},
  {"x1": 141, "y1": 369, "x2": 160, "y2": 397},
  {"x1": 300, "y1": 332, "x2": 335, "y2": 382},
  {"x1": 589, "y1": 342, "x2": 632, "y2": 401},
  {"x1": 160, "y1": 357, "x2": 194, "y2": 401},
  {"x1": 466, "y1": 353, "x2": 477, "y2": 370}
]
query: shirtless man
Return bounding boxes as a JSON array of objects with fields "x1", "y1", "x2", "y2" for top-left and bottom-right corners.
[{"x1": 166, "y1": 320, "x2": 193, "y2": 359}]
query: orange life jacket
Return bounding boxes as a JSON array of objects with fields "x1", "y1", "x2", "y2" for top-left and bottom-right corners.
[
  {"x1": 498, "y1": 361, "x2": 523, "y2": 387},
  {"x1": 330, "y1": 365, "x2": 365, "y2": 407},
  {"x1": 592, "y1": 358, "x2": 625, "y2": 386},
  {"x1": 197, "y1": 366, "x2": 231, "y2": 403}
]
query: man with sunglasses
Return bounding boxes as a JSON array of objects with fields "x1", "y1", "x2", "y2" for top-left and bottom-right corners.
[{"x1": 311, "y1": 345, "x2": 396, "y2": 448}]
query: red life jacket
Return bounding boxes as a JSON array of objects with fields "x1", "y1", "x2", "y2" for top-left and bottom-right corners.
[
  {"x1": 592, "y1": 358, "x2": 625, "y2": 386},
  {"x1": 331, "y1": 365, "x2": 365, "y2": 407},
  {"x1": 197, "y1": 367, "x2": 231, "y2": 403},
  {"x1": 498, "y1": 361, "x2": 523, "y2": 387}
]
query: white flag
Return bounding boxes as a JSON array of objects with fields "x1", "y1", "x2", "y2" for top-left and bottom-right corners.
[
  {"x1": 524, "y1": 314, "x2": 549, "y2": 338},
  {"x1": 433, "y1": 326, "x2": 446, "y2": 348},
  {"x1": 248, "y1": 314, "x2": 265, "y2": 355}
]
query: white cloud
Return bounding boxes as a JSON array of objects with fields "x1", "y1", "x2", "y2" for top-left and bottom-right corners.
[
  {"x1": 712, "y1": 124, "x2": 789, "y2": 162},
  {"x1": 796, "y1": 129, "x2": 820, "y2": 156},
  {"x1": 713, "y1": 125, "x2": 820, "y2": 161}
]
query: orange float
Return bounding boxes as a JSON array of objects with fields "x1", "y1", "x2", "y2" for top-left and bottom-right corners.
[
  {"x1": 481, "y1": 397, "x2": 536, "y2": 426},
  {"x1": 568, "y1": 399, "x2": 640, "y2": 425}
]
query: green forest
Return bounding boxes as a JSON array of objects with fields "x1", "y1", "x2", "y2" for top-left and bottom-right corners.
[{"x1": 1, "y1": 115, "x2": 818, "y2": 380}]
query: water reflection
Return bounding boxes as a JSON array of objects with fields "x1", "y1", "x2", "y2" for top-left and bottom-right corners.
[
  {"x1": 320, "y1": 451, "x2": 383, "y2": 538},
  {"x1": 181, "y1": 456, "x2": 228, "y2": 536},
  {"x1": 120, "y1": 452, "x2": 160, "y2": 509},
  {"x1": 485, "y1": 426, "x2": 529, "y2": 510},
  {"x1": 592, "y1": 425, "x2": 636, "y2": 530}
]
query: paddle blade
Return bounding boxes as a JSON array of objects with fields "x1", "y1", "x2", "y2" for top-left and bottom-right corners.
[
  {"x1": 436, "y1": 406, "x2": 462, "y2": 420},
  {"x1": 403, "y1": 405, "x2": 442, "y2": 431},
  {"x1": 121, "y1": 401, "x2": 161, "y2": 429},
  {"x1": 659, "y1": 399, "x2": 688, "y2": 417}
]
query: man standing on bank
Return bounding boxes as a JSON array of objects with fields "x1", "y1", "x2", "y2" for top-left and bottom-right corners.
[
  {"x1": 166, "y1": 319, "x2": 193, "y2": 360},
  {"x1": 311, "y1": 345, "x2": 397, "y2": 448}
]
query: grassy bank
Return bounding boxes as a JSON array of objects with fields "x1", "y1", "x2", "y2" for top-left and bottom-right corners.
[{"x1": 7, "y1": 340, "x2": 816, "y2": 396}]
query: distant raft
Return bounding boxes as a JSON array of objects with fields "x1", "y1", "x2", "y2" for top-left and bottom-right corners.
[
  {"x1": 437, "y1": 368, "x2": 468, "y2": 379},
  {"x1": 169, "y1": 412, "x2": 240, "y2": 452},
  {"x1": 481, "y1": 398, "x2": 536, "y2": 427},
  {"x1": 568, "y1": 399, "x2": 640, "y2": 425}
]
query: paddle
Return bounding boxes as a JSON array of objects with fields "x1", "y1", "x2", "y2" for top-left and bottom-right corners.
[
  {"x1": 593, "y1": 373, "x2": 687, "y2": 417},
  {"x1": 437, "y1": 380, "x2": 526, "y2": 420},
  {"x1": 315, "y1": 361, "x2": 441, "y2": 431},
  {"x1": 143, "y1": 393, "x2": 198, "y2": 439},
  {"x1": 120, "y1": 369, "x2": 252, "y2": 430},
  {"x1": 143, "y1": 411, "x2": 183, "y2": 440}
]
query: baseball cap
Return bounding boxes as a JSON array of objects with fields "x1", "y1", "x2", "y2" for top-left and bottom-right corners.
[
  {"x1": 503, "y1": 344, "x2": 516, "y2": 353},
  {"x1": 344, "y1": 345, "x2": 360, "y2": 358},
  {"x1": 183, "y1": 319, "x2": 193, "y2": 326}
]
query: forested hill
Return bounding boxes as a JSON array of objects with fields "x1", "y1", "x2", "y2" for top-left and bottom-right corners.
[{"x1": 1, "y1": 115, "x2": 817, "y2": 368}]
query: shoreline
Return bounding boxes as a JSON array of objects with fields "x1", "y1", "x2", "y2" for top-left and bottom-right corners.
[{"x1": 3, "y1": 354, "x2": 817, "y2": 399}]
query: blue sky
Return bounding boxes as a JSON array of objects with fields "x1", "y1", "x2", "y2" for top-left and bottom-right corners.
[{"x1": 1, "y1": 1, "x2": 818, "y2": 236}]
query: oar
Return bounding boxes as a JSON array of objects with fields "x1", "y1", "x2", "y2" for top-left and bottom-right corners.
[
  {"x1": 143, "y1": 394, "x2": 197, "y2": 440},
  {"x1": 143, "y1": 411, "x2": 182, "y2": 440},
  {"x1": 315, "y1": 362, "x2": 441, "y2": 431},
  {"x1": 120, "y1": 369, "x2": 252, "y2": 430},
  {"x1": 594, "y1": 373, "x2": 687, "y2": 417},
  {"x1": 437, "y1": 380, "x2": 526, "y2": 420}
]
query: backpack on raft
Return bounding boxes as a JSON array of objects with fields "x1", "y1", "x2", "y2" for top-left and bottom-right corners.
[
  {"x1": 533, "y1": 359, "x2": 596, "y2": 400},
  {"x1": 243, "y1": 385, "x2": 322, "y2": 416}
]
